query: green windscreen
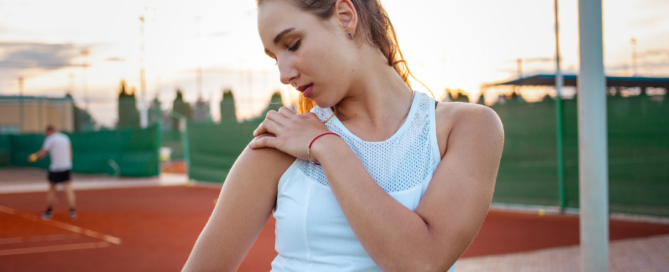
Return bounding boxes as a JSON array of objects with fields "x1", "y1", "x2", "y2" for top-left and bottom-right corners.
[
  {"x1": 492, "y1": 94, "x2": 669, "y2": 216},
  {"x1": 0, "y1": 134, "x2": 12, "y2": 167},
  {"x1": 187, "y1": 120, "x2": 261, "y2": 183},
  {"x1": 184, "y1": 94, "x2": 669, "y2": 217},
  {"x1": 10, "y1": 126, "x2": 160, "y2": 177}
]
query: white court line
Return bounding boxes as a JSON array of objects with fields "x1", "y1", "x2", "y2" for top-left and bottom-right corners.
[
  {"x1": 0, "y1": 173, "x2": 188, "y2": 194},
  {"x1": 0, "y1": 205, "x2": 122, "y2": 245},
  {"x1": 0, "y1": 234, "x2": 81, "y2": 245},
  {"x1": 0, "y1": 205, "x2": 17, "y2": 214},
  {"x1": 0, "y1": 242, "x2": 110, "y2": 256}
]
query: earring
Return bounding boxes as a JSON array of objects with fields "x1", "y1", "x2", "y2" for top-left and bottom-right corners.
[{"x1": 348, "y1": 32, "x2": 354, "y2": 39}]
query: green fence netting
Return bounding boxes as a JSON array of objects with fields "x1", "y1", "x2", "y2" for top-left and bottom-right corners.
[
  {"x1": 0, "y1": 134, "x2": 11, "y2": 167},
  {"x1": 10, "y1": 126, "x2": 160, "y2": 177},
  {"x1": 10, "y1": 133, "x2": 52, "y2": 170},
  {"x1": 162, "y1": 131, "x2": 183, "y2": 160},
  {"x1": 185, "y1": 94, "x2": 668, "y2": 216},
  {"x1": 187, "y1": 120, "x2": 261, "y2": 183},
  {"x1": 492, "y1": 94, "x2": 669, "y2": 216}
]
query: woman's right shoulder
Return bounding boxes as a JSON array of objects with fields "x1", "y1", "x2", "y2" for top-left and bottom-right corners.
[
  {"x1": 182, "y1": 146, "x2": 295, "y2": 271},
  {"x1": 230, "y1": 146, "x2": 296, "y2": 188},
  {"x1": 242, "y1": 146, "x2": 295, "y2": 167}
]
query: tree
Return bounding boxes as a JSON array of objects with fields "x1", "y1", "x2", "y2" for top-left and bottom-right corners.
[
  {"x1": 117, "y1": 80, "x2": 140, "y2": 129},
  {"x1": 260, "y1": 91, "x2": 283, "y2": 118},
  {"x1": 66, "y1": 93, "x2": 95, "y2": 132},
  {"x1": 148, "y1": 97, "x2": 163, "y2": 127},
  {"x1": 477, "y1": 93, "x2": 486, "y2": 105},
  {"x1": 172, "y1": 89, "x2": 192, "y2": 129},
  {"x1": 445, "y1": 88, "x2": 470, "y2": 103},
  {"x1": 192, "y1": 96, "x2": 211, "y2": 123},
  {"x1": 219, "y1": 88, "x2": 237, "y2": 121}
]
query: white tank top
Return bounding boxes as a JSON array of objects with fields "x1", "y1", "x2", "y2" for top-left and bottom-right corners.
[{"x1": 271, "y1": 92, "x2": 456, "y2": 272}]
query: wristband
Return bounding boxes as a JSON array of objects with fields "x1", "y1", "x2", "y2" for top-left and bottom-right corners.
[{"x1": 307, "y1": 132, "x2": 340, "y2": 165}]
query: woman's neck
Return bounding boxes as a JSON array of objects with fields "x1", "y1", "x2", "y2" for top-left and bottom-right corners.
[{"x1": 333, "y1": 50, "x2": 414, "y2": 141}]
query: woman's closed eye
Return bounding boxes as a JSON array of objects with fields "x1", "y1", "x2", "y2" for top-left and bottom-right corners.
[{"x1": 288, "y1": 40, "x2": 301, "y2": 52}]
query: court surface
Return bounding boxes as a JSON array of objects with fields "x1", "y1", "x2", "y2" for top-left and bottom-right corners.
[{"x1": 2, "y1": 170, "x2": 669, "y2": 271}]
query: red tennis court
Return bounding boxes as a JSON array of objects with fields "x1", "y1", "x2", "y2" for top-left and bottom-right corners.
[{"x1": 2, "y1": 185, "x2": 669, "y2": 271}]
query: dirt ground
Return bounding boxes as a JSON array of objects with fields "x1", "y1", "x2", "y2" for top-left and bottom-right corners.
[{"x1": 2, "y1": 184, "x2": 669, "y2": 271}]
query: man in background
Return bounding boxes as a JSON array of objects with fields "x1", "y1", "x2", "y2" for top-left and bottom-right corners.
[{"x1": 28, "y1": 125, "x2": 77, "y2": 220}]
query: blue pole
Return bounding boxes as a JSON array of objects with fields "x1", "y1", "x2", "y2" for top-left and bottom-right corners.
[{"x1": 578, "y1": 0, "x2": 609, "y2": 270}]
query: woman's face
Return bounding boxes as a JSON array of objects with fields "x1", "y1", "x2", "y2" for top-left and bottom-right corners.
[{"x1": 258, "y1": 0, "x2": 357, "y2": 108}]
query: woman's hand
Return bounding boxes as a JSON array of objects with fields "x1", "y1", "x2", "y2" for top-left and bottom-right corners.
[{"x1": 248, "y1": 107, "x2": 330, "y2": 160}]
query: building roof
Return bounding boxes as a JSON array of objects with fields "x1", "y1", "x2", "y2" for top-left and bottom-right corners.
[
  {"x1": 488, "y1": 74, "x2": 669, "y2": 88},
  {"x1": 0, "y1": 95, "x2": 73, "y2": 105}
]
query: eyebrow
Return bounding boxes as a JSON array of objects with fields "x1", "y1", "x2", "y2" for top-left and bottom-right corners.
[
  {"x1": 273, "y1": 27, "x2": 295, "y2": 44},
  {"x1": 264, "y1": 49, "x2": 276, "y2": 60}
]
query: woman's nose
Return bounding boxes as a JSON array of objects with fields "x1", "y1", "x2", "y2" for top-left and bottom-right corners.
[{"x1": 278, "y1": 59, "x2": 298, "y2": 85}]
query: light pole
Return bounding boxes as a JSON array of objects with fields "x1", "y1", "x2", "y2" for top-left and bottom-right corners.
[
  {"x1": 81, "y1": 48, "x2": 89, "y2": 111},
  {"x1": 631, "y1": 38, "x2": 637, "y2": 76},
  {"x1": 194, "y1": 16, "x2": 203, "y2": 100},
  {"x1": 68, "y1": 73, "x2": 75, "y2": 131},
  {"x1": 139, "y1": 15, "x2": 148, "y2": 128},
  {"x1": 68, "y1": 73, "x2": 74, "y2": 94},
  {"x1": 18, "y1": 76, "x2": 24, "y2": 133}
]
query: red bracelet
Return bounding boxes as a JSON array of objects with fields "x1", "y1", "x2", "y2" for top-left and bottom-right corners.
[{"x1": 307, "y1": 132, "x2": 340, "y2": 165}]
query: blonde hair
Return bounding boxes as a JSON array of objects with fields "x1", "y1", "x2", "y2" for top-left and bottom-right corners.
[{"x1": 257, "y1": 0, "x2": 431, "y2": 114}]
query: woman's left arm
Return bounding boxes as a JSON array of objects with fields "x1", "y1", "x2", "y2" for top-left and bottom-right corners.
[
  {"x1": 250, "y1": 105, "x2": 504, "y2": 272},
  {"x1": 313, "y1": 105, "x2": 503, "y2": 272}
]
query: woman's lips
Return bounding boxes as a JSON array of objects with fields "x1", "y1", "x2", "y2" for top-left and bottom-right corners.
[
  {"x1": 302, "y1": 84, "x2": 314, "y2": 98},
  {"x1": 297, "y1": 83, "x2": 314, "y2": 98}
]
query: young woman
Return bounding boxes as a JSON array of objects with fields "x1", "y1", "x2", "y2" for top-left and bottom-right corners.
[{"x1": 183, "y1": 0, "x2": 503, "y2": 271}]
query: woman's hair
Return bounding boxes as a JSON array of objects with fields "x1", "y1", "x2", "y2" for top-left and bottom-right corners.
[{"x1": 257, "y1": 0, "x2": 428, "y2": 114}]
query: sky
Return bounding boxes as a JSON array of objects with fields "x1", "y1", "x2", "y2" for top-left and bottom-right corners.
[{"x1": 1, "y1": 0, "x2": 668, "y2": 127}]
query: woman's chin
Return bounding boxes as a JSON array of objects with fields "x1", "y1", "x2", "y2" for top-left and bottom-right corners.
[{"x1": 312, "y1": 99, "x2": 336, "y2": 110}]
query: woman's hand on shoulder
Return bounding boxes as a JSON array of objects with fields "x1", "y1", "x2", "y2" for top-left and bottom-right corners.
[{"x1": 248, "y1": 107, "x2": 330, "y2": 160}]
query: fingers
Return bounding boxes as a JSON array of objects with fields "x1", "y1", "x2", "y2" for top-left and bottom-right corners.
[
  {"x1": 256, "y1": 108, "x2": 297, "y2": 137},
  {"x1": 253, "y1": 121, "x2": 268, "y2": 137},
  {"x1": 266, "y1": 110, "x2": 288, "y2": 123},
  {"x1": 300, "y1": 112, "x2": 320, "y2": 121},
  {"x1": 248, "y1": 135, "x2": 278, "y2": 149},
  {"x1": 278, "y1": 106, "x2": 296, "y2": 116},
  {"x1": 253, "y1": 119, "x2": 281, "y2": 137},
  {"x1": 306, "y1": 112, "x2": 319, "y2": 120}
]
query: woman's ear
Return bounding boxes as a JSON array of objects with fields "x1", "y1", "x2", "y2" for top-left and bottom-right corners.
[{"x1": 334, "y1": 0, "x2": 358, "y2": 37}]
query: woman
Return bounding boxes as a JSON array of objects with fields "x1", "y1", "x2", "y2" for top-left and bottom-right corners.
[{"x1": 183, "y1": 0, "x2": 503, "y2": 271}]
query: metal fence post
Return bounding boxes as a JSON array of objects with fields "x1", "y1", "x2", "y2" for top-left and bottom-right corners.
[
  {"x1": 182, "y1": 119, "x2": 190, "y2": 179},
  {"x1": 554, "y1": 0, "x2": 567, "y2": 212}
]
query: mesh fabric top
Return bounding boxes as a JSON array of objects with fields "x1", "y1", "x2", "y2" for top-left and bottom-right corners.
[{"x1": 298, "y1": 91, "x2": 437, "y2": 193}]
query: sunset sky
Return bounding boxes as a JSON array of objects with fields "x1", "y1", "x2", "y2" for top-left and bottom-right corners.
[{"x1": 1, "y1": 0, "x2": 668, "y2": 126}]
